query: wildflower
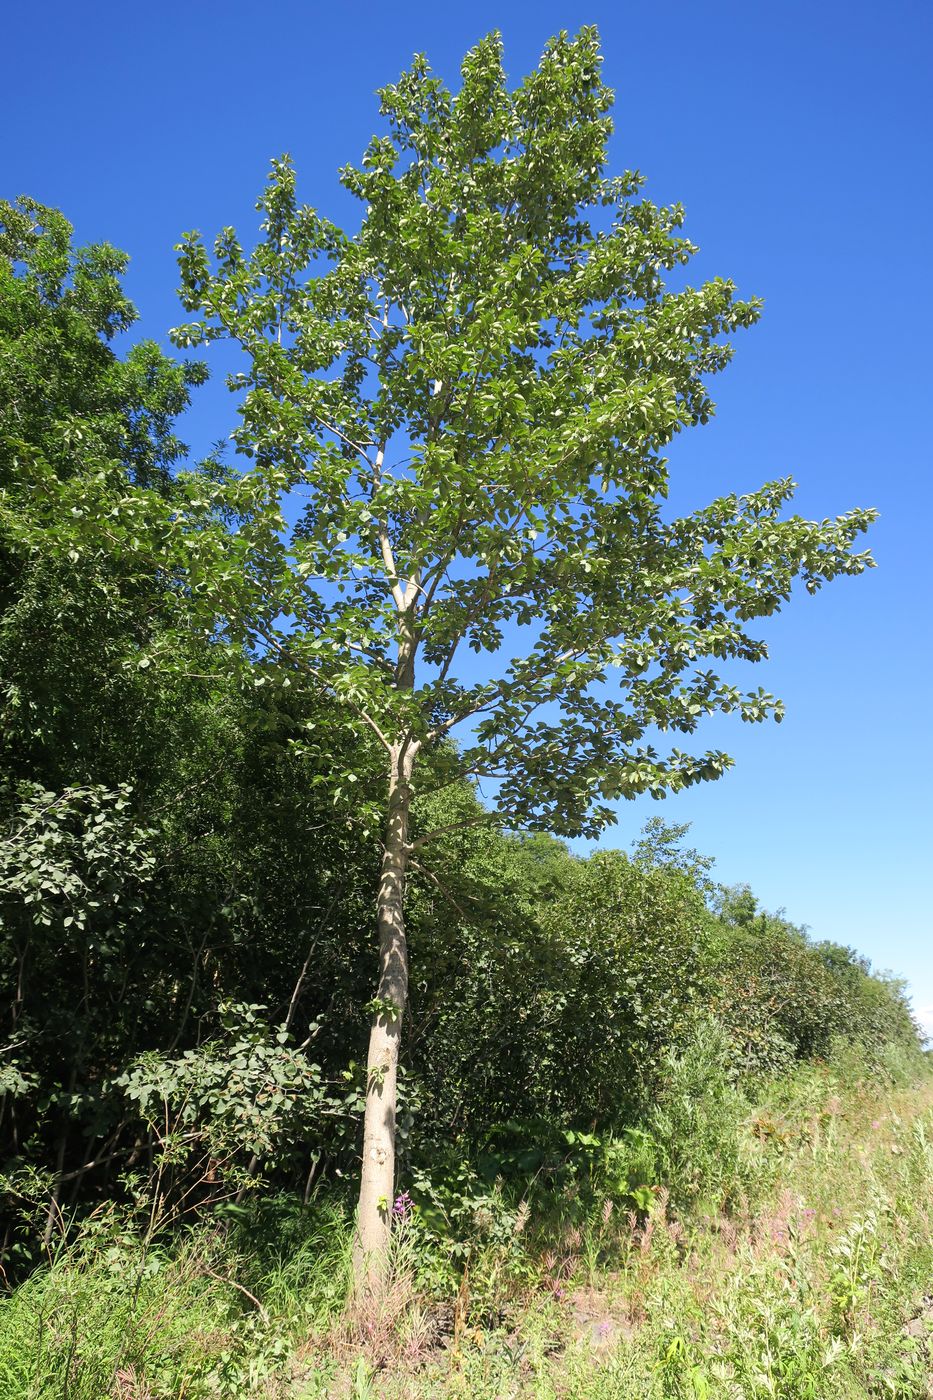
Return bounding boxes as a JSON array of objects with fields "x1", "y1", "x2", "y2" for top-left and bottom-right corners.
[{"x1": 392, "y1": 1191, "x2": 413, "y2": 1221}]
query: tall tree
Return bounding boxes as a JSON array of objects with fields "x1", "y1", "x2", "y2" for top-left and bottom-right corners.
[
  {"x1": 0, "y1": 196, "x2": 207, "y2": 786},
  {"x1": 0, "y1": 197, "x2": 207, "y2": 1225},
  {"x1": 166, "y1": 29, "x2": 875, "y2": 1276},
  {"x1": 0, "y1": 199, "x2": 383, "y2": 1230}
]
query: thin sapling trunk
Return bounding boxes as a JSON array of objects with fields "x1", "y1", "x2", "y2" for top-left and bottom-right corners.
[{"x1": 354, "y1": 744, "x2": 415, "y2": 1277}]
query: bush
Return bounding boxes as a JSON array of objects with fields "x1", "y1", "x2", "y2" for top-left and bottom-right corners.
[
  {"x1": 645, "y1": 1019, "x2": 752, "y2": 1214},
  {"x1": 709, "y1": 889, "x2": 920, "y2": 1077},
  {"x1": 409, "y1": 842, "x2": 711, "y2": 1142}
]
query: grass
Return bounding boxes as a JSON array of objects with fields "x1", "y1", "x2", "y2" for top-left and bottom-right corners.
[{"x1": 1, "y1": 1061, "x2": 931, "y2": 1398}]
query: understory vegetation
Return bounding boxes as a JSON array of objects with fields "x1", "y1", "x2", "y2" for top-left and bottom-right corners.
[
  {"x1": 1, "y1": 1051, "x2": 930, "y2": 1398},
  {"x1": 1, "y1": 31, "x2": 929, "y2": 1399}
]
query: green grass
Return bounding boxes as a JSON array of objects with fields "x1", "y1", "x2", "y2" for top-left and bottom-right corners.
[{"x1": 1, "y1": 1064, "x2": 931, "y2": 1398}]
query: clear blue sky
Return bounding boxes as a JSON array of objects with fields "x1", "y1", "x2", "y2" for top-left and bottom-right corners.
[{"x1": 5, "y1": 1, "x2": 931, "y2": 1029}]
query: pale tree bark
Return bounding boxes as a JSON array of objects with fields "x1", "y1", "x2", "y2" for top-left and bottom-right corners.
[{"x1": 353, "y1": 742, "x2": 415, "y2": 1283}]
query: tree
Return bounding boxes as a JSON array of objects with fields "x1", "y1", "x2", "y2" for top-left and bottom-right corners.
[
  {"x1": 165, "y1": 29, "x2": 875, "y2": 1277},
  {"x1": 632, "y1": 816, "x2": 717, "y2": 892},
  {"x1": 0, "y1": 196, "x2": 207, "y2": 1234},
  {"x1": 0, "y1": 196, "x2": 207, "y2": 787}
]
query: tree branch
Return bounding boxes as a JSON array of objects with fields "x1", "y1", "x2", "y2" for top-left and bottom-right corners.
[{"x1": 408, "y1": 813, "x2": 497, "y2": 852}]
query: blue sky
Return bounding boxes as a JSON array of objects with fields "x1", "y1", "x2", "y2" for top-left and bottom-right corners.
[{"x1": 5, "y1": 0, "x2": 931, "y2": 1029}]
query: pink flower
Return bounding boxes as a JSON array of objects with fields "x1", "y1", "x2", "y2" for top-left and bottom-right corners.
[{"x1": 392, "y1": 1191, "x2": 412, "y2": 1221}]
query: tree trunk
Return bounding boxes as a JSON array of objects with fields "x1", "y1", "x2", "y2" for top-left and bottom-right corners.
[{"x1": 353, "y1": 744, "x2": 413, "y2": 1284}]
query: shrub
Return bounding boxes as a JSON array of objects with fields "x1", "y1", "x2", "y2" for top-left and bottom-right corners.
[
  {"x1": 709, "y1": 890, "x2": 920, "y2": 1076},
  {"x1": 645, "y1": 1019, "x2": 752, "y2": 1214},
  {"x1": 409, "y1": 844, "x2": 711, "y2": 1143}
]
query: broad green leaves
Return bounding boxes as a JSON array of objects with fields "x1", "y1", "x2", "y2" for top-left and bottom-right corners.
[{"x1": 165, "y1": 29, "x2": 875, "y2": 835}]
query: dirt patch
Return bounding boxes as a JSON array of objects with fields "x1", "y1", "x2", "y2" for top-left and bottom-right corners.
[{"x1": 566, "y1": 1285, "x2": 637, "y2": 1352}]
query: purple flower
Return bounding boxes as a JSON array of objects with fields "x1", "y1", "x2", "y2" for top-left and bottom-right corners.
[{"x1": 392, "y1": 1191, "x2": 413, "y2": 1221}]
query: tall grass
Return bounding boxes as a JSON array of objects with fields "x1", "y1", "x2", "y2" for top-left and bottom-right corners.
[
  {"x1": 0, "y1": 1200, "x2": 353, "y2": 1400},
  {"x1": 1, "y1": 1048, "x2": 931, "y2": 1398}
]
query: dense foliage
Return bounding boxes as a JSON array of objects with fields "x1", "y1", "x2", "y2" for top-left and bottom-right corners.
[{"x1": 0, "y1": 192, "x2": 922, "y2": 1277}]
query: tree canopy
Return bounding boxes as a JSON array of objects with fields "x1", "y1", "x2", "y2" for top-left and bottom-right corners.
[{"x1": 168, "y1": 30, "x2": 874, "y2": 833}]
